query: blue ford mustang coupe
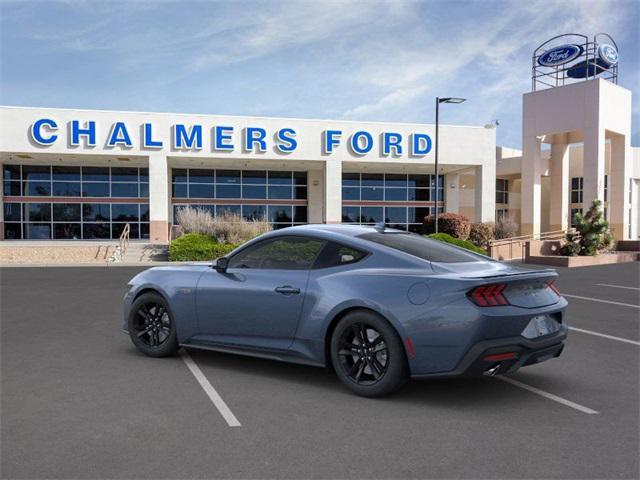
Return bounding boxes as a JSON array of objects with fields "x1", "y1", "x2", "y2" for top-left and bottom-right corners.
[{"x1": 123, "y1": 224, "x2": 567, "y2": 397}]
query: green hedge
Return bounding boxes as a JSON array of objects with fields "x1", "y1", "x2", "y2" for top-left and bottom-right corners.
[
  {"x1": 169, "y1": 233, "x2": 238, "y2": 261},
  {"x1": 427, "y1": 233, "x2": 487, "y2": 256}
]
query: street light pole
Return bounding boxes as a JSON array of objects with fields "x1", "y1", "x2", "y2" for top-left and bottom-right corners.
[
  {"x1": 435, "y1": 97, "x2": 440, "y2": 233},
  {"x1": 433, "y1": 96, "x2": 466, "y2": 234}
]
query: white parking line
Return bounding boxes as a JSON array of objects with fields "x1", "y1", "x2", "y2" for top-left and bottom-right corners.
[
  {"x1": 180, "y1": 349, "x2": 241, "y2": 427},
  {"x1": 596, "y1": 283, "x2": 640, "y2": 291},
  {"x1": 569, "y1": 326, "x2": 640, "y2": 346},
  {"x1": 563, "y1": 293, "x2": 640, "y2": 309},
  {"x1": 497, "y1": 376, "x2": 599, "y2": 415}
]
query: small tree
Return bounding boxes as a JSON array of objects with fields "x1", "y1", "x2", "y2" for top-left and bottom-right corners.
[{"x1": 560, "y1": 199, "x2": 613, "y2": 256}]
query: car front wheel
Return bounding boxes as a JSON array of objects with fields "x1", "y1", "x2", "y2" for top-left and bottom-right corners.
[
  {"x1": 127, "y1": 292, "x2": 179, "y2": 357},
  {"x1": 330, "y1": 310, "x2": 408, "y2": 397}
]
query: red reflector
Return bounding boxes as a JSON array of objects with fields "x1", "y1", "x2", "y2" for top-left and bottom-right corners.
[
  {"x1": 468, "y1": 283, "x2": 509, "y2": 307},
  {"x1": 483, "y1": 352, "x2": 517, "y2": 362},
  {"x1": 547, "y1": 280, "x2": 561, "y2": 296},
  {"x1": 404, "y1": 337, "x2": 416, "y2": 358}
]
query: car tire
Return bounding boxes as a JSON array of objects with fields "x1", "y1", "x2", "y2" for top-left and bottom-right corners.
[
  {"x1": 127, "y1": 292, "x2": 179, "y2": 358},
  {"x1": 330, "y1": 310, "x2": 408, "y2": 397}
]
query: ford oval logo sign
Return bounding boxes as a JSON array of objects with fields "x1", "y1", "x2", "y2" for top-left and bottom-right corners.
[
  {"x1": 598, "y1": 44, "x2": 618, "y2": 67},
  {"x1": 538, "y1": 44, "x2": 583, "y2": 67}
]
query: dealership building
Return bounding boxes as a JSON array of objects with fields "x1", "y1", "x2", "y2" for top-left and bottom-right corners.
[{"x1": 0, "y1": 34, "x2": 638, "y2": 245}]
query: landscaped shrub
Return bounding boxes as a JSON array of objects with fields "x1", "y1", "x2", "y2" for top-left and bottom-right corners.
[
  {"x1": 211, "y1": 211, "x2": 272, "y2": 244},
  {"x1": 176, "y1": 207, "x2": 271, "y2": 244},
  {"x1": 423, "y1": 213, "x2": 471, "y2": 240},
  {"x1": 494, "y1": 217, "x2": 519, "y2": 239},
  {"x1": 427, "y1": 233, "x2": 487, "y2": 255},
  {"x1": 175, "y1": 207, "x2": 216, "y2": 236},
  {"x1": 169, "y1": 233, "x2": 238, "y2": 262},
  {"x1": 469, "y1": 222, "x2": 495, "y2": 249},
  {"x1": 560, "y1": 199, "x2": 613, "y2": 256}
]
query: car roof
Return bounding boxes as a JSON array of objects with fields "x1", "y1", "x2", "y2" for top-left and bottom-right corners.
[
  {"x1": 267, "y1": 224, "x2": 412, "y2": 245},
  {"x1": 282, "y1": 223, "x2": 403, "y2": 237}
]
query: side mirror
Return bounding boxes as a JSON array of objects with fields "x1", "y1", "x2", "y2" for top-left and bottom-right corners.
[{"x1": 214, "y1": 257, "x2": 228, "y2": 273}]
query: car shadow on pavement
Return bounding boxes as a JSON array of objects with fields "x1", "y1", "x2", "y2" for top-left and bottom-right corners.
[{"x1": 173, "y1": 346, "x2": 525, "y2": 407}]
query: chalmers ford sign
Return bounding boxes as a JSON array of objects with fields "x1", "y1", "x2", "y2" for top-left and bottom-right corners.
[{"x1": 29, "y1": 118, "x2": 434, "y2": 157}]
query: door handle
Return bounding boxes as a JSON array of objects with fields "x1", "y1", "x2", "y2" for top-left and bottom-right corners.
[{"x1": 274, "y1": 285, "x2": 301, "y2": 295}]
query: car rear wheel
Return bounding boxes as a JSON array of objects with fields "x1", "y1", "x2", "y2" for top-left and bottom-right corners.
[
  {"x1": 128, "y1": 292, "x2": 178, "y2": 357},
  {"x1": 330, "y1": 310, "x2": 408, "y2": 397}
]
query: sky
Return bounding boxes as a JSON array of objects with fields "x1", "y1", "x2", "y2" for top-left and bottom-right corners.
[{"x1": 1, "y1": 0, "x2": 638, "y2": 148}]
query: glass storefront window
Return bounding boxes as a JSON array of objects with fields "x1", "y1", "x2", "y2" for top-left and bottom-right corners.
[
  {"x1": 3, "y1": 164, "x2": 21, "y2": 181},
  {"x1": 112, "y1": 204, "x2": 139, "y2": 222},
  {"x1": 82, "y1": 167, "x2": 110, "y2": 181},
  {"x1": 4, "y1": 223, "x2": 22, "y2": 239},
  {"x1": 111, "y1": 183, "x2": 139, "y2": 198},
  {"x1": 24, "y1": 223, "x2": 51, "y2": 239},
  {"x1": 83, "y1": 203, "x2": 110, "y2": 222},
  {"x1": 342, "y1": 173, "x2": 443, "y2": 230},
  {"x1": 170, "y1": 168, "x2": 308, "y2": 228},
  {"x1": 360, "y1": 207, "x2": 383, "y2": 223},
  {"x1": 82, "y1": 182, "x2": 110, "y2": 197},
  {"x1": 217, "y1": 205, "x2": 241, "y2": 216},
  {"x1": 83, "y1": 223, "x2": 111, "y2": 239},
  {"x1": 52, "y1": 182, "x2": 81, "y2": 197},
  {"x1": 22, "y1": 165, "x2": 51, "y2": 181},
  {"x1": 268, "y1": 186, "x2": 293, "y2": 199},
  {"x1": 268, "y1": 205, "x2": 293, "y2": 223},
  {"x1": 243, "y1": 205, "x2": 266, "y2": 221},
  {"x1": 52, "y1": 166, "x2": 80, "y2": 181},
  {"x1": 53, "y1": 204, "x2": 81, "y2": 222},
  {"x1": 24, "y1": 181, "x2": 51, "y2": 196},
  {"x1": 2, "y1": 165, "x2": 149, "y2": 240},
  {"x1": 242, "y1": 185, "x2": 267, "y2": 199},
  {"x1": 3, "y1": 180, "x2": 21, "y2": 196},
  {"x1": 54, "y1": 223, "x2": 81, "y2": 239},
  {"x1": 4, "y1": 203, "x2": 22, "y2": 221},
  {"x1": 188, "y1": 184, "x2": 215, "y2": 198}
]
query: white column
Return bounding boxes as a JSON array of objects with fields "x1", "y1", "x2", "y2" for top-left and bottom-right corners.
[
  {"x1": 307, "y1": 169, "x2": 324, "y2": 223},
  {"x1": 582, "y1": 126, "x2": 606, "y2": 211},
  {"x1": 609, "y1": 134, "x2": 631, "y2": 240},
  {"x1": 549, "y1": 137, "x2": 570, "y2": 231},
  {"x1": 148, "y1": 153, "x2": 170, "y2": 243},
  {"x1": 445, "y1": 173, "x2": 459, "y2": 214},
  {"x1": 474, "y1": 163, "x2": 495, "y2": 223},
  {"x1": 521, "y1": 135, "x2": 542, "y2": 236},
  {"x1": 324, "y1": 160, "x2": 342, "y2": 223}
]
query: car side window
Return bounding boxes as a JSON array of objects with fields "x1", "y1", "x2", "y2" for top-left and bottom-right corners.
[
  {"x1": 227, "y1": 236, "x2": 326, "y2": 270},
  {"x1": 313, "y1": 241, "x2": 368, "y2": 269}
]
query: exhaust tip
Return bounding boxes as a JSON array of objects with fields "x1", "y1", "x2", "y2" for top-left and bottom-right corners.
[{"x1": 484, "y1": 364, "x2": 501, "y2": 376}]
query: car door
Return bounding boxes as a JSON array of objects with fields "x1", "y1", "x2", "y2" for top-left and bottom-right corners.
[{"x1": 195, "y1": 235, "x2": 326, "y2": 351}]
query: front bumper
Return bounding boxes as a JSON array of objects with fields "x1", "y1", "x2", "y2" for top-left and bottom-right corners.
[{"x1": 411, "y1": 324, "x2": 567, "y2": 379}]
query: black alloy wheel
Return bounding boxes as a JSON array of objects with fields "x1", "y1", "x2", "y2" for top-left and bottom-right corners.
[
  {"x1": 337, "y1": 322, "x2": 389, "y2": 385},
  {"x1": 330, "y1": 310, "x2": 408, "y2": 397},
  {"x1": 128, "y1": 292, "x2": 178, "y2": 357},
  {"x1": 134, "y1": 302, "x2": 171, "y2": 348}
]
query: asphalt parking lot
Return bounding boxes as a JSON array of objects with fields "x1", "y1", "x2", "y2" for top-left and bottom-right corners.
[{"x1": 1, "y1": 262, "x2": 638, "y2": 479}]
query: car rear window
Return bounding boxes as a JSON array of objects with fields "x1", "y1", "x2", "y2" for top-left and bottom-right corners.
[
  {"x1": 313, "y1": 241, "x2": 368, "y2": 269},
  {"x1": 358, "y1": 232, "x2": 484, "y2": 263}
]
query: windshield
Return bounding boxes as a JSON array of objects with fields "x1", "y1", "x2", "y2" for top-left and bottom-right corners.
[{"x1": 358, "y1": 232, "x2": 487, "y2": 263}]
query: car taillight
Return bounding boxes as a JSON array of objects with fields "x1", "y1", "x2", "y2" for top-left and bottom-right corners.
[
  {"x1": 546, "y1": 280, "x2": 561, "y2": 296},
  {"x1": 468, "y1": 284, "x2": 509, "y2": 306}
]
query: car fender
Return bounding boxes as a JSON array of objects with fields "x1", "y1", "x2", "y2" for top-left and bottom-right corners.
[{"x1": 324, "y1": 298, "x2": 408, "y2": 342}]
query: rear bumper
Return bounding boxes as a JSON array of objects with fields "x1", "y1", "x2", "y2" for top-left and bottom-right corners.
[{"x1": 411, "y1": 324, "x2": 568, "y2": 379}]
